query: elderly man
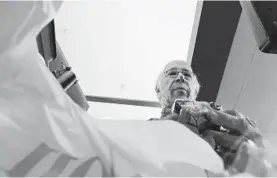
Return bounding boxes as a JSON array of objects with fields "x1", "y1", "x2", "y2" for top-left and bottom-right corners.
[{"x1": 154, "y1": 60, "x2": 264, "y2": 173}]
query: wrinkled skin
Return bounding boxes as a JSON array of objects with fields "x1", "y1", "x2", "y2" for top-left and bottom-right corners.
[
  {"x1": 193, "y1": 102, "x2": 263, "y2": 147},
  {"x1": 155, "y1": 60, "x2": 264, "y2": 174},
  {"x1": 187, "y1": 102, "x2": 264, "y2": 171},
  {"x1": 155, "y1": 60, "x2": 200, "y2": 108}
]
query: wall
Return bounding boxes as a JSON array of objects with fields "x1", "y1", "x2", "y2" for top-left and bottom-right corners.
[{"x1": 216, "y1": 9, "x2": 277, "y2": 141}]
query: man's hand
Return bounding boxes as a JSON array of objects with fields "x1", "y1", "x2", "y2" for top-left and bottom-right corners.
[{"x1": 195, "y1": 101, "x2": 263, "y2": 147}]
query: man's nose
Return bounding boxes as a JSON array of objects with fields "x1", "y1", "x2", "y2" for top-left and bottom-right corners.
[{"x1": 175, "y1": 72, "x2": 185, "y2": 83}]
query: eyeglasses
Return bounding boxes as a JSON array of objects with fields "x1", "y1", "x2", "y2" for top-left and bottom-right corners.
[{"x1": 165, "y1": 69, "x2": 193, "y2": 79}]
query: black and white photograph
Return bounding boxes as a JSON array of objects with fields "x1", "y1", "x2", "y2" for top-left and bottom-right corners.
[{"x1": 1, "y1": 0, "x2": 277, "y2": 177}]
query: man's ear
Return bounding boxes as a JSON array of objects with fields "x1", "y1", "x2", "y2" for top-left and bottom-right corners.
[
  {"x1": 155, "y1": 86, "x2": 160, "y2": 93},
  {"x1": 192, "y1": 74, "x2": 201, "y2": 100}
]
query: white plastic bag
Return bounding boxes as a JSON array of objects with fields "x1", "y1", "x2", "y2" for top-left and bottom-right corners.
[
  {"x1": 0, "y1": 1, "x2": 113, "y2": 177},
  {"x1": 96, "y1": 119, "x2": 225, "y2": 176}
]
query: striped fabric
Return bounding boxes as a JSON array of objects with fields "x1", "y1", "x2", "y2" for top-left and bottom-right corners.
[{"x1": 3, "y1": 143, "x2": 109, "y2": 177}]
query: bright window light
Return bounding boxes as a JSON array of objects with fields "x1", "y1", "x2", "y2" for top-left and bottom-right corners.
[{"x1": 55, "y1": 0, "x2": 198, "y2": 119}]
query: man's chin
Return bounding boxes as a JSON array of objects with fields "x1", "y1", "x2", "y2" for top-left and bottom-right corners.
[{"x1": 171, "y1": 90, "x2": 189, "y2": 100}]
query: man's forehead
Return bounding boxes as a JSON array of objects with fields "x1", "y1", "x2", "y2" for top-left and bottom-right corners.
[{"x1": 163, "y1": 60, "x2": 193, "y2": 72}]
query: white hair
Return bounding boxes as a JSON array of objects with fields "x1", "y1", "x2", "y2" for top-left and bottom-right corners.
[{"x1": 155, "y1": 60, "x2": 201, "y2": 108}]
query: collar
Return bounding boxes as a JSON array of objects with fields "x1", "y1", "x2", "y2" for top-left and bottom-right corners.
[{"x1": 161, "y1": 106, "x2": 172, "y2": 118}]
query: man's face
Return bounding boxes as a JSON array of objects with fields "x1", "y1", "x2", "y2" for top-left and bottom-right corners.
[{"x1": 156, "y1": 60, "x2": 198, "y2": 107}]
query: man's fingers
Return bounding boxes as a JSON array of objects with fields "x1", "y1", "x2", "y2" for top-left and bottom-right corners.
[
  {"x1": 206, "y1": 111, "x2": 247, "y2": 134},
  {"x1": 195, "y1": 103, "x2": 247, "y2": 134},
  {"x1": 202, "y1": 130, "x2": 244, "y2": 151}
]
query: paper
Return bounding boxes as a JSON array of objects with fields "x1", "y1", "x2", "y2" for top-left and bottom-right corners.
[{"x1": 96, "y1": 119, "x2": 225, "y2": 176}]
